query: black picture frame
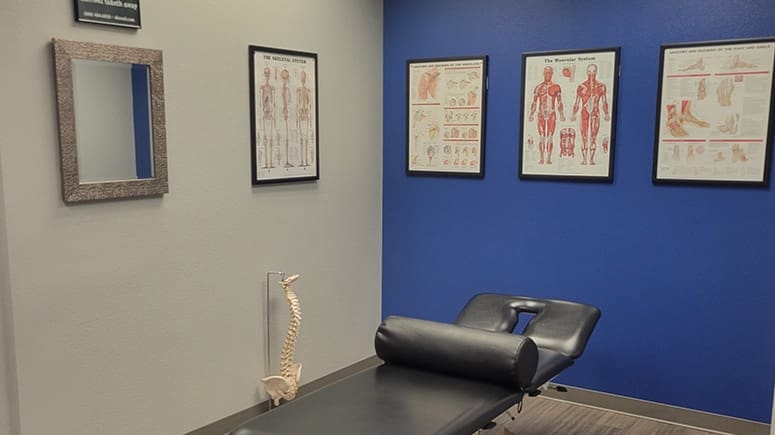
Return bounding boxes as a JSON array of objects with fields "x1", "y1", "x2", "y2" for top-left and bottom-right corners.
[
  {"x1": 406, "y1": 56, "x2": 488, "y2": 178},
  {"x1": 73, "y1": 0, "x2": 141, "y2": 29},
  {"x1": 519, "y1": 47, "x2": 620, "y2": 182},
  {"x1": 652, "y1": 37, "x2": 775, "y2": 186},
  {"x1": 249, "y1": 45, "x2": 320, "y2": 185}
]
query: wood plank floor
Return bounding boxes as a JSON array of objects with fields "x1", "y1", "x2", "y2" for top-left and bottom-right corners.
[{"x1": 482, "y1": 396, "x2": 721, "y2": 435}]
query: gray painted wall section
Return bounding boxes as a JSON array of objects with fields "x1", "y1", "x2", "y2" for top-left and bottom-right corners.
[
  {"x1": 0, "y1": 154, "x2": 20, "y2": 435},
  {"x1": 0, "y1": 1, "x2": 383, "y2": 433}
]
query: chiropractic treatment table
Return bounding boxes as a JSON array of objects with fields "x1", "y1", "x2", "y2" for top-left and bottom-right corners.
[{"x1": 228, "y1": 293, "x2": 601, "y2": 435}]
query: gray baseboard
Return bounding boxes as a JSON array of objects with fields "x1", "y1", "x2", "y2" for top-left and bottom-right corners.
[
  {"x1": 187, "y1": 356, "x2": 770, "y2": 435},
  {"x1": 186, "y1": 355, "x2": 382, "y2": 435},
  {"x1": 543, "y1": 383, "x2": 771, "y2": 435}
]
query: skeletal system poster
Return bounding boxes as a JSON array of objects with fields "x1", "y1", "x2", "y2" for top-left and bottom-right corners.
[
  {"x1": 654, "y1": 39, "x2": 775, "y2": 183},
  {"x1": 520, "y1": 49, "x2": 619, "y2": 180},
  {"x1": 251, "y1": 47, "x2": 318, "y2": 183},
  {"x1": 407, "y1": 57, "x2": 486, "y2": 175}
]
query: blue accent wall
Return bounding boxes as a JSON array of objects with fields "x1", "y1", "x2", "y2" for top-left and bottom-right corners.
[
  {"x1": 383, "y1": 0, "x2": 775, "y2": 423},
  {"x1": 131, "y1": 64, "x2": 153, "y2": 179}
]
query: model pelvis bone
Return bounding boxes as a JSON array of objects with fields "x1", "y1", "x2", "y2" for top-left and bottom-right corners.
[{"x1": 262, "y1": 274, "x2": 303, "y2": 406}]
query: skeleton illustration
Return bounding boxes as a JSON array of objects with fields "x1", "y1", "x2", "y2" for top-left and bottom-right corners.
[
  {"x1": 718, "y1": 114, "x2": 739, "y2": 135},
  {"x1": 262, "y1": 274, "x2": 303, "y2": 406},
  {"x1": 679, "y1": 100, "x2": 709, "y2": 127},
  {"x1": 414, "y1": 110, "x2": 429, "y2": 128},
  {"x1": 717, "y1": 78, "x2": 734, "y2": 106},
  {"x1": 727, "y1": 55, "x2": 757, "y2": 69},
  {"x1": 296, "y1": 71, "x2": 313, "y2": 167},
  {"x1": 697, "y1": 78, "x2": 706, "y2": 100},
  {"x1": 571, "y1": 64, "x2": 609, "y2": 165},
  {"x1": 731, "y1": 144, "x2": 748, "y2": 162},
  {"x1": 259, "y1": 67, "x2": 276, "y2": 168},
  {"x1": 280, "y1": 70, "x2": 293, "y2": 168},
  {"x1": 428, "y1": 122, "x2": 440, "y2": 140},
  {"x1": 529, "y1": 66, "x2": 565, "y2": 165},
  {"x1": 679, "y1": 57, "x2": 704, "y2": 72}
]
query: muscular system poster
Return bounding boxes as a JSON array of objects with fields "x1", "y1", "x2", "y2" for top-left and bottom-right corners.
[
  {"x1": 520, "y1": 48, "x2": 619, "y2": 181},
  {"x1": 250, "y1": 46, "x2": 318, "y2": 184},
  {"x1": 654, "y1": 39, "x2": 775, "y2": 184},
  {"x1": 407, "y1": 57, "x2": 487, "y2": 176}
]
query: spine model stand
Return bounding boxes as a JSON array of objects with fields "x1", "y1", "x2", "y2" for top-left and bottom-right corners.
[{"x1": 262, "y1": 274, "x2": 303, "y2": 406}]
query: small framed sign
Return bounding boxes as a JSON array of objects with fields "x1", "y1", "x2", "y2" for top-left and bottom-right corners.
[{"x1": 74, "y1": 0, "x2": 141, "y2": 29}]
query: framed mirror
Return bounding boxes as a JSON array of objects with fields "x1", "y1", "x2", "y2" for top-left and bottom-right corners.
[{"x1": 52, "y1": 39, "x2": 168, "y2": 203}]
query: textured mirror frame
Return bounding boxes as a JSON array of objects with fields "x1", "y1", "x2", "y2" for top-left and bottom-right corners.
[{"x1": 52, "y1": 38, "x2": 168, "y2": 203}]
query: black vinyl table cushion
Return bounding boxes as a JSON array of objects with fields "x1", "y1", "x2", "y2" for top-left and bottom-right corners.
[
  {"x1": 375, "y1": 316, "x2": 539, "y2": 390},
  {"x1": 228, "y1": 294, "x2": 600, "y2": 435},
  {"x1": 229, "y1": 364, "x2": 524, "y2": 435}
]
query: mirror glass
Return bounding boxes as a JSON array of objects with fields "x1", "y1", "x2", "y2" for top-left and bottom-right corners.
[{"x1": 72, "y1": 59, "x2": 154, "y2": 183}]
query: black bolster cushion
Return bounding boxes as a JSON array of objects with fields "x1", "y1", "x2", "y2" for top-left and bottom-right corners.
[{"x1": 374, "y1": 316, "x2": 539, "y2": 390}]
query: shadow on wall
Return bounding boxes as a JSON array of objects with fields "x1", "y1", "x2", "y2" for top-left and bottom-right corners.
[{"x1": 0, "y1": 152, "x2": 21, "y2": 435}]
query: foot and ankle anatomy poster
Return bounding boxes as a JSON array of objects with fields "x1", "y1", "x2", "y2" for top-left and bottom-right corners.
[
  {"x1": 250, "y1": 45, "x2": 319, "y2": 185},
  {"x1": 519, "y1": 48, "x2": 620, "y2": 181},
  {"x1": 654, "y1": 39, "x2": 775, "y2": 184},
  {"x1": 406, "y1": 57, "x2": 487, "y2": 176}
]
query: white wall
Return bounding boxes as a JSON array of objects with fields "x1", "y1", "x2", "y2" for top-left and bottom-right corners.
[
  {"x1": 0, "y1": 155, "x2": 20, "y2": 435},
  {"x1": 0, "y1": 1, "x2": 383, "y2": 434}
]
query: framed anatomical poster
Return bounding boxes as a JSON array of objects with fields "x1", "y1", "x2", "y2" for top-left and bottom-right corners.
[
  {"x1": 653, "y1": 38, "x2": 775, "y2": 185},
  {"x1": 519, "y1": 47, "x2": 620, "y2": 182},
  {"x1": 250, "y1": 45, "x2": 319, "y2": 185},
  {"x1": 406, "y1": 56, "x2": 487, "y2": 177}
]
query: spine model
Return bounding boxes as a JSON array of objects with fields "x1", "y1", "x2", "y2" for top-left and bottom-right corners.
[{"x1": 262, "y1": 274, "x2": 303, "y2": 406}]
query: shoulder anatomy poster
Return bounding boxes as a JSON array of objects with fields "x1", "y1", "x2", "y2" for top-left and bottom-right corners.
[
  {"x1": 654, "y1": 39, "x2": 775, "y2": 184},
  {"x1": 407, "y1": 57, "x2": 487, "y2": 176},
  {"x1": 520, "y1": 48, "x2": 619, "y2": 181},
  {"x1": 250, "y1": 46, "x2": 319, "y2": 184}
]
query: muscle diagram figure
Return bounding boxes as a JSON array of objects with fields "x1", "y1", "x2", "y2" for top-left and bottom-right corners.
[
  {"x1": 280, "y1": 69, "x2": 293, "y2": 168},
  {"x1": 467, "y1": 90, "x2": 477, "y2": 106},
  {"x1": 665, "y1": 100, "x2": 709, "y2": 137},
  {"x1": 717, "y1": 78, "x2": 734, "y2": 106},
  {"x1": 296, "y1": 70, "x2": 312, "y2": 167},
  {"x1": 418, "y1": 67, "x2": 440, "y2": 100},
  {"x1": 571, "y1": 64, "x2": 609, "y2": 165},
  {"x1": 697, "y1": 78, "x2": 706, "y2": 100},
  {"x1": 528, "y1": 66, "x2": 565, "y2": 165},
  {"x1": 559, "y1": 127, "x2": 576, "y2": 157},
  {"x1": 259, "y1": 67, "x2": 276, "y2": 168},
  {"x1": 262, "y1": 274, "x2": 303, "y2": 406}
]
